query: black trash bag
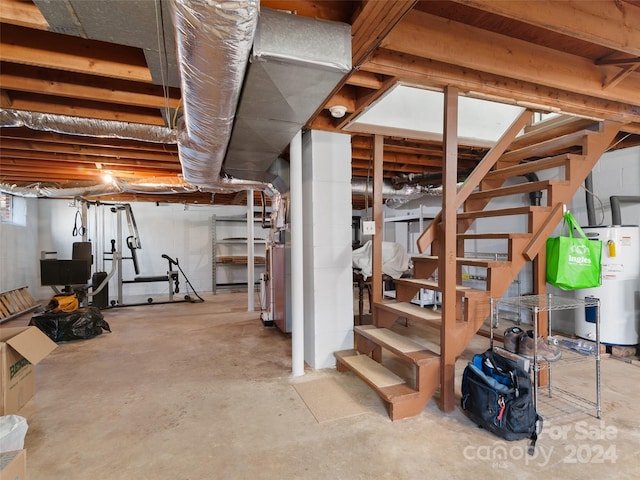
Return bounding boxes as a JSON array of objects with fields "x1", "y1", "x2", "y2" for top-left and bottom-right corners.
[{"x1": 29, "y1": 306, "x2": 111, "y2": 342}]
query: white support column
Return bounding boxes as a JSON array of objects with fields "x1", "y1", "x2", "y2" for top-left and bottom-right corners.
[
  {"x1": 301, "y1": 130, "x2": 354, "y2": 369},
  {"x1": 247, "y1": 189, "x2": 255, "y2": 312},
  {"x1": 290, "y1": 130, "x2": 305, "y2": 377}
]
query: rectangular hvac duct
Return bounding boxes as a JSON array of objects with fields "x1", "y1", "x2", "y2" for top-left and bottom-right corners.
[{"x1": 223, "y1": 8, "x2": 351, "y2": 183}]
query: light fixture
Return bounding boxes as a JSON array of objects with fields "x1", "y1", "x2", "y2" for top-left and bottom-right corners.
[
  {"x1": 329, "y1": 105, "x2": 347, "y2": 118},
  {"x1": 102, "y1": 172, "x2": 114, "y2": 184}
]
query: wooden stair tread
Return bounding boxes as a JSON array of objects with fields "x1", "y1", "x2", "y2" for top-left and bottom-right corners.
[
  {"x1": 485, "y1": 154, "x2": 574, "y2": 180},
  {"x1": 499, "y1": 130, "x2": 590, "y2": 164},
  {"x1": 335, "y1": 349, "x2": 417, "y2": 400},
  {"x1": 393, "y1": 278, "x2": 486, "y2": 296},
  {"x1": 457, "y1": 206, "x2": 550, "y2": 220},
  {"x1": 457, "y1": 232, "x2": 531, "y2": 240},
  {"x1": 412, "y1": 255, "x2": 509, "y2": 268},
  {"x1": 469, "y1": 179, "x2": 567, "y2": 201},
  {"x1": 376, "y1": 300, "x2": 443, "y2": 322},
  {"x1": 355, "y1": 325, "x2": 439, "y2": 365}
]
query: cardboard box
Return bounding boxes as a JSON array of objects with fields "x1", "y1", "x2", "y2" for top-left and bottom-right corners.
[
  {"x1": 1, "y1": 327, "x2": 57, "y2": 416},
  {"x1": 0, "y1": 449, "x2": 26, "y2": 479}
]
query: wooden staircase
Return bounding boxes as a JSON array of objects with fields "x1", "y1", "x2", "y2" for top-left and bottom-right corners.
[{"x1": 335, "y1": 114, "x2": 622, "y2": 420}]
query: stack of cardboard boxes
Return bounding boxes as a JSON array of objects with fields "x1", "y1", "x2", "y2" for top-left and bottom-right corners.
[{"x1": 1, "y1": 326, "x2": 57, "y2": 479}]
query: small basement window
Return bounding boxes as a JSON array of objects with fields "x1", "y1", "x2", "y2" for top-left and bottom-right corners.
[
  {"x1": 0, "y1": 193, "x2": 12, "y2": 223},
  {"x1": 0, "y1": 193, "x2": 26, "y2": 226}
]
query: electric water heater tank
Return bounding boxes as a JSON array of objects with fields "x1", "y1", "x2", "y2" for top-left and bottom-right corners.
[{"x1": 574, "y1": 225, "x2": 640, "y2": 345}]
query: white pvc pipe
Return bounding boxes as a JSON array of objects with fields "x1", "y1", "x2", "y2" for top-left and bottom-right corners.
[
  {"x1": 290, "y1": 130, "x2": 305, "y2": 377},
  {"x1": 247, "y1": 189, "x2": 255, "y2": 311}
]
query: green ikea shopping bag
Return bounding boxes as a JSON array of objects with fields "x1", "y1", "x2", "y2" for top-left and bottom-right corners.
[{"x1": 546, "y1": 211, "x2": 602, "y2": 290}]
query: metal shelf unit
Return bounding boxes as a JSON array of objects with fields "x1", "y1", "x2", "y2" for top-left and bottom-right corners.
[
  {"x1": 490, "y1": 294, "x2": 601, "y2": 419},
  {"x1": 211, "y1": 215, "x2": 267, "y2": 294}
]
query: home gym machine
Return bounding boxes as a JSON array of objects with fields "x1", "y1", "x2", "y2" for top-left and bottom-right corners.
[
  {"x1": 102, "y1": 203, "x2": 203, "y2": 307},
  {"x1": 41, "y1": 199, "x2": 203, "y2": 309}
]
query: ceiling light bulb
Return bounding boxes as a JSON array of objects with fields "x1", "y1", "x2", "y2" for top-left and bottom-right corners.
[
  {"x1": 329, "y1": 105, "x2": 347, "y2": 118},
  {"x1": 102, "y1": 172, "x2": 114, "y2": 184}
]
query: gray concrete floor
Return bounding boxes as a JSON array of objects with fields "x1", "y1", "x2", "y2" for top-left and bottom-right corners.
[{"x1": 7, "y1": 291, "x2": 640, "y2": 479}]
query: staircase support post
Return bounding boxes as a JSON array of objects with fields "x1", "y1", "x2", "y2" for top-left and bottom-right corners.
[{"x1": 440, "y1": 85, "x2": 459, "y2": 412}]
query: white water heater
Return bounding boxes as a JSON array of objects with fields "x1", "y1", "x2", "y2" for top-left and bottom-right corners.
[{"x1": 575, "y1": 225, "x2": 640, "y2": 345}]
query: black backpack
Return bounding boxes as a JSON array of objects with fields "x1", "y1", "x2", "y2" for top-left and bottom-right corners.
[{"x1": 461, "y1": 349, "x2": 542, "y2": 455}]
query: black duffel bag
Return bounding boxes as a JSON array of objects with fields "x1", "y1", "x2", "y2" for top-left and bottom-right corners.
[{"x1": 461, "y1": 349, "x2": 542, "y2": 455}]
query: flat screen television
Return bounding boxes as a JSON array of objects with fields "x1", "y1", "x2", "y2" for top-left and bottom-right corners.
[{"x1": 40, "y1": 259, "x2": 91, "y2": 286}]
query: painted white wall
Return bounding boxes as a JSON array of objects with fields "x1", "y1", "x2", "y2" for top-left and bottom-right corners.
[
  {"x1": 0, "y1": 196, "x2": 40, "y2": 295},
  {"x1": 302, "y1": 130, "x2": 354, "y2": 369}
]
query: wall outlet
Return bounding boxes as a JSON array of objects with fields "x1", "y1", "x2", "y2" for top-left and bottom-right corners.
[{"x1": 362, "y1": 220, "x2": 375, "y2": 235}]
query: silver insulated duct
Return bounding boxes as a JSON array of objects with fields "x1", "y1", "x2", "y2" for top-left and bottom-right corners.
[
  {"x1": 171, "y1": 0, "x2": 259, "y2": 187},
  {"x1": 223, "y1": 8, "x2": 351, "y2": 183}
]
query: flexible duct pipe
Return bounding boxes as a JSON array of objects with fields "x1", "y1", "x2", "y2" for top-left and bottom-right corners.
[
  {"x1": 171, "y1": 0, "x2": 258, "y2": 187},
  {"x1": 610, "y1": 196, "x2": 640, "y2": 225},
  {"x1": 0, "y1": 109, "x2": 176, "y2": 143}
]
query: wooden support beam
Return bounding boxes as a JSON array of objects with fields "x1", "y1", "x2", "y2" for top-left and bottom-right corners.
[
  {"x1": 602, "y1": 64, "x2": 640, "y2": 89},
  {"x1": 0, "y1": 0, "x2": 49, "y2": 30},
  {"x1": 0, "y1": 89, "x2": 12, "y2": 108},
  {"x1": 363, "y1": 50, "x2": 640, "y2": 124},
  {"x1": 351, "y1": 0, "x2": 417, "y2": 67},
  {"x1": 0, "y1": 63, "x2": 181, "y2": 109},
  {"x1": 0, "y1": 127, "x2": 178, "y2": 151},
  {"x1": 372, "y1": 135, "x2": 384, "y2": 308},
  {"x1": 5, "y1": 92, "x2": 165, "y2": 126},
  {"x1": 455, "y1": 109, "x2": 533, "y2": 209},
  {"x1": 0, "y1": 24, "x2": 152, "y2": 82},
  {"x1": 381, "y1": 10, "x2": 640, "y2": 107},
  {"x1": 439, "y1": 85, "x2": 459, "y2": 413}
]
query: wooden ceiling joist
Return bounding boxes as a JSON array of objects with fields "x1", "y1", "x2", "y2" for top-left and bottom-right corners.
[
  {"x1": 363, "y1": 49, "x2": 640, "y2": 124},
  {"x1": 5, "y1": 91, "x2": 165, "y2": 126},
  {"x1": 0, "y1": 128, "x2": 178, "y2": 153},
  {"x1": 450, "y1": 0, "x2": 640, "y2": 56},
  {"x1": 381, "y1": 10, "x2": 640, "y2": 107},
  {"x1": 1, "y1": 138, "x2": 177, "y2": 163},
  {"x1": 0, "y1": 62, "x2": 180, "y2": 110},
  {"x1": 0, "y1": 24, "x2": 152, "y2": 82}
]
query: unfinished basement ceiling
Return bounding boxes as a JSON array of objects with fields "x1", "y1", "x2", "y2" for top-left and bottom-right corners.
[{"x1": 1, "y1": 0, "x2": 639, "y2": 208}]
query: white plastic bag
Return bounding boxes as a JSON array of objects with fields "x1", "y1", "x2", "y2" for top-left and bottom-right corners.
[{"x1": 0, "y1": 415, "x2": 28, "y2": 453}]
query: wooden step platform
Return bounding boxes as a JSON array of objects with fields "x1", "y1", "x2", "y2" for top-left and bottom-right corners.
[
  {"x1": 412, "y1": 255, "x2": 509, "y2": 269},
  {"x1": 374, "y1": 300, "x2": 447, "y2": 330},
  {"x1": 335, "y1": 349, "x2": 416, "y2": 396},
  {"x1": 0, "y1": 286, "x2": 41, "y2": 323},
  {"x1": 355, "y1": 325, "x2": 439, "y2": 365},
  {"x1": 394, "y1": 277, "x2": 485, "y2": 293},
  {"x1": 456, "y1": 232, "x2": 532, "y2": 240},
  {"x1": 335, "y1": 349, "x2": 429, "y2": 421},
  {"x1": 469, "y1": 179, "x2": 567, "y2": 201},
  {"x1": 456, "y1": 205, "x2": 550, "y2": 221},
  {"x1": 485, "y1": 154, "x2": 576, "y2": 180}
]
